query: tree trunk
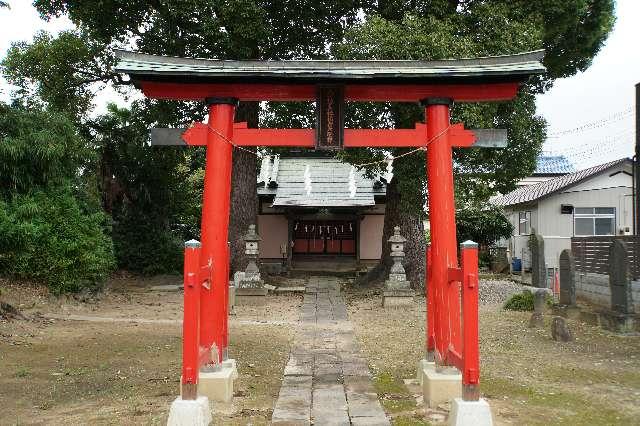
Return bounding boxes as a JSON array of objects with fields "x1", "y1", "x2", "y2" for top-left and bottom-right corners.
[
  {"x1": 360, "y1": 180, "x2": 426, "y2": 290},
  {"x1": 228, "y1": 102, "x2": 259, "y2": 275}
]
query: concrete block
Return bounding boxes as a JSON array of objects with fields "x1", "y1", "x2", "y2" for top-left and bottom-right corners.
[
  {"x1": 198, "y1": 365, "x2": 235, "y2": 403},
  {"x1": 382, "y1": 289, "x2": 414, "y2": 307},
  {"x1": 423, "y1": 367, "x2": 461, "y2": 408},
  {"x1": 236, "y1": 287, "x2": 268, "y2": 305},
  {"x1": 167, "y1": 396, "x2": 211, "y2": 426},
  {"x1": 222, "y1": 358, "x2": 238, "y2": 380},
  {"x1": 417, "y1": 359, "x2": 435, "y2": 386},
  {"x1": 449, "y1": 398, "x2": 493, "y2": 426}
]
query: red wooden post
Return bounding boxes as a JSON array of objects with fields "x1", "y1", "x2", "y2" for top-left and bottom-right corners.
[
  {"x1": 426, "y1": 244, "x2": 435, "y2": 359},
  {"x1": 461, "y1": 240, "x2": 480, "y2": 401},
  {"x1": 424, "y1": 98, "x2": 461, "y2": 365},
  {"x1": 182, "y1": 240, "x2": 201, "y2": 400},
  {"x1": 199, "y1": 98, "x2": 237, "y2": 364}
]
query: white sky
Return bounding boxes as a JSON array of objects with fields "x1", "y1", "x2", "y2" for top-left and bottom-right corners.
[{"x1": 1, "y1": 1, "x2": 638, "y2": 169}]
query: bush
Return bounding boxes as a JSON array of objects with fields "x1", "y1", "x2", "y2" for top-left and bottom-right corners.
[
  {"x1": 503, "y1": 290, "x2": 534, "y2": 311},
  {"x1": 503, "y1": 289, "x2": 554, "y2": 311},
  {"x1": 112, "y1": 209, "x2": 183, "y2": 275},
  {"x1": 0, "y1": 188, "x2": 115, "y2": 293}
]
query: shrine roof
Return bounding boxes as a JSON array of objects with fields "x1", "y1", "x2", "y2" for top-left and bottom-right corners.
[
  {"x1": 257, "y1": 156, "x2": 385, "y2": 208},
  {"x1": 115, "y1": 50, "x2": 545, "y2": 85}
]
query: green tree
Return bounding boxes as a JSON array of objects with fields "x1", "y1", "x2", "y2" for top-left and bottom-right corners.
[
  {"x1": 88, "y1": 103, "x2": 196, "y2": 273},
  {"x1": 455, "y1": 204, "x2": 513, "y2": 248},
  {"x1": 5, "y1": 0, "x2": 365, "y2": 274},
  {"x1": 333, "y1": 1, "x2": 613, "y2": 287},
  {"x1": 0, "y1": 103, "x2": 115, "y2": 292}
]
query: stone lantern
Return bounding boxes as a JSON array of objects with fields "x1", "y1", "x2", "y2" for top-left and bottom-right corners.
[
  {"x1": 236, "y1": 224, "x2": 267, "y2": 303},
  {"x1": 383, "y1": 226, "x2": 414, "y2": 307},
  {"x1": 243, "y1": 224, "x2": 261, "y2": 281}
]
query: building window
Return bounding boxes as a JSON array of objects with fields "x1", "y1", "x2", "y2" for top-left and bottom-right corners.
[
  {"x1": 518, "y1": 211, "x2": 531, "y2": 235},
  {"x1": 574, "y1": 207, "x2": 615, "y2": 236}
]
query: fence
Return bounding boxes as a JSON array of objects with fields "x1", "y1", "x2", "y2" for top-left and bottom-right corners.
[{"x1": 571, "y1": 236, "x2": 640, "y2": 279}]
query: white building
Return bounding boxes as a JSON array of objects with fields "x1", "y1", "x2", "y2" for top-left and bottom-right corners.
[{"x1": 494, "y1": 158, "x2": 634, "y2": 269}]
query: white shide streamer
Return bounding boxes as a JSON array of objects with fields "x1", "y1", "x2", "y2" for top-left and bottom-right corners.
[
  {"x1": 304, "y1": 164, "x2": 312, "y2": 196},
  {"x1": 259, "y1": 155, "x2": 271, "y2": 184},
  {"x1": 384, "y1": 155, "x2": 394, "y2": 183},
  {"x1": 270, "y1": 154, "x2": 280, "y2": 184},
  {"x1": 348, "y1": 166, "x2": 357, "y2": 198}
]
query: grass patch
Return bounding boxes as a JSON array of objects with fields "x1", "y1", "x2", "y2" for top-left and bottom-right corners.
[
  {"x1": 374, "y1": 371, "x2": 417, "y2": 414},
  {"x1": 482, "y1": 375, "x2": 635, "y2": 425},
  {"x1": 543, "y1": 365, "x2": 640, "y2": 388},
  {"x1": 393, "y1": 416, "x2": 431, "y2": 426},
  {"x1": 15, "y1": 367, "x2": 30, "y2": 378}
]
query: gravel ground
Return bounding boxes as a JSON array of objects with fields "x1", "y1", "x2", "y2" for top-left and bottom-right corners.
[
  {"x1": 478, "y1": 278, "x2": 524, "y2": 306},
  {"x1": 346, "y1": 277, "x2": 640, "y2": 426}
]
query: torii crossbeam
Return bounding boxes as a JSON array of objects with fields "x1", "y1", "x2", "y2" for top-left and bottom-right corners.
[{"x1": 115, "y1": 49, "x2": 545, "y2": 421}]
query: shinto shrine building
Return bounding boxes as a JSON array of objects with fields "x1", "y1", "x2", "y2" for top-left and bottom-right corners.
[{"x1": 257, "y1": 155, "x2": 387, "y2": 269}]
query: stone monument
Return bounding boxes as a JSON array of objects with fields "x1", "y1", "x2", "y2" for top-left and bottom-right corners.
[
  {"x1": 528, "y1": 290, "x2": 546, "y2": 328},
  {"x1": 559, "y1": 249, "x2": 576, "y2": 306},
  {"x1": 236, "y1": 224, "x2": 267, "y2": 304},
  {"x1": 599, "y1": 239, "x2": 636, "y2": 332},
  {"x1": 553, "y1": 249, "x2": 581, "y2": 319},
  {"x1": 551, "y1": 316, "x2": 573, "y2": 342},
  {"x1": 529, "y1": 231, "x2": 546, "y2": 288},
  {"x1": 382, "y1": 226, "x2": 414, "y2": 307}
]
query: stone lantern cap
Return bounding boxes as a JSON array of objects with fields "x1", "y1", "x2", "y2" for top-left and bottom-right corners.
[
  {"x1": 243, "y1": 224, "x2": 261, "y2": 242},
  {"x1": 388, "y1": 226, "x2": 406, "y2": 243}
]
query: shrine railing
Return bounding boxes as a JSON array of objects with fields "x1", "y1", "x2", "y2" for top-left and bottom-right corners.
[
  {"x1": 180, "y1": 240, "x2": 215, "y2": 399},
  {"x1": 428, "y1": 241, "x2": 480, "y2": 401}
]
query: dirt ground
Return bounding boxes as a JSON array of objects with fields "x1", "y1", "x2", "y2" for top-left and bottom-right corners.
[
  {"x1": 2, "y1": 274, "x2": 640, "y2": 425},
  {"x1": 0, "y1": 275, "x2": 299, "y2": 425},
  {"x1": 345, "y1": 284, "x2": 640, "y2": 426}
]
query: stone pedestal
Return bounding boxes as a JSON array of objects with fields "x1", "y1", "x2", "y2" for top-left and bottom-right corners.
[
  {"x1": 180, "y1": 359, "x2": 238, "y2": 403},
  {"x1": 597, "y1": 310, "x2": 637, "y2": 334},
  {"x1": 416, "y1": 359, "x2": 435, "y2": 386},
  {"x1": 198, "y1": 360, "x2": 237, "y2": 403},
  {"x1": 449, "y1": 398, "x2": 493, "y2": 426},
  {"x1": 167, "y1": 396, "x2": 211, "y2": 426},
  {"x1": 383, "y1": 288, "x2": 414, "y2": 307},
  {"x1": 422, "y1": 366, "x2": 462, "y2": 408},
  {"x1": 236, "y1": 286, "x2": 268, "y2": 305}
]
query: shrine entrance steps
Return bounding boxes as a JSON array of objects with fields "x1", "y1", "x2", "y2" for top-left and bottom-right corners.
[{"x1": 271, "y1": 276, "x2": 389, "y2": 425}]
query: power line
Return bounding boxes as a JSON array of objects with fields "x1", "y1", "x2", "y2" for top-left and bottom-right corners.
[{"x1": 546, "y1": 107, "x2": 634, "y2": 138}]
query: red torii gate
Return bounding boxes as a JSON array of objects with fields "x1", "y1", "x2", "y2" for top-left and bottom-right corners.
[{"x1": 115, "y1": 50, "x2": 544, "y2": 405}]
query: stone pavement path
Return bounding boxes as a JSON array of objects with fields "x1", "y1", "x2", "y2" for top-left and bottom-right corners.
[{"x1": 272, "y1": 276, "x2": 390, "y2": 425}]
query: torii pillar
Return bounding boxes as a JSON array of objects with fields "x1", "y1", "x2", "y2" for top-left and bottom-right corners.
[{"x1": 197, "y1": 97, "x2": 238, "y2": 402}]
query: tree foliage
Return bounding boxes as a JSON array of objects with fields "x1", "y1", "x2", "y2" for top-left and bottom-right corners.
[
  {"x1": 0, "y1": 188, "x2": 115, "y2": 293},
  {"x1": 89, "y1": 102, "x2": 200, "y2": 273},
  {"x1": 0, "y1": 1, "x2": 615, "y2": 289},
  {"x1": 0, "y1": 103, "x2": 92, "y2": 194},
  {"x1": 455, "y1": 204, "x2": 513, "y2": 248},
  {"x1": 0, "y1": 103, "x2": 114, "y2": 292}
]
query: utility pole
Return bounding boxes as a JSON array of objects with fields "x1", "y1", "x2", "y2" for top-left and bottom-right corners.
[{"x1": 636, "y1": 83, "x2": 640, "y2": 235}]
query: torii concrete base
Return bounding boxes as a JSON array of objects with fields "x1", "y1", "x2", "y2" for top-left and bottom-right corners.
[
  {"x1": 180, "y1": 359, "x2": 238, "y2": 403},
  {"x1": 449, "y1": 398, "x2": 493, "y2": 426},
  {"x1": 416, "y1": 358, "x2": 434, "y2": 386},
  {"x1": 167, "y1": 396, "x2": 211, "y2": 426},
  {"x1": 422, "y1": 365, "x2": 461, "y2": 408}
]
